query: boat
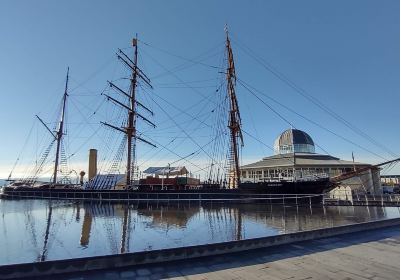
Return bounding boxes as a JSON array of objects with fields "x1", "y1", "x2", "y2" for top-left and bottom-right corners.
[
  {"x1": 82, "y1": 31, "x2": 334, "y2": 198},
  {"x1": 5, "y1": 29, "x2": 397, "y2": 203}
]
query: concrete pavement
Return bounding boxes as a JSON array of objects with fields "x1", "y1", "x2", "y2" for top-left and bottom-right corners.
[{"x1": 48, "y1": 225, "x2": 400, "y2": 280}]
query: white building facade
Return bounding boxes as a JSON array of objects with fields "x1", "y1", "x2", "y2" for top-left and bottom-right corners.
[{"x1": 240, "y1": 129, "x2": 381, "y2": 194}]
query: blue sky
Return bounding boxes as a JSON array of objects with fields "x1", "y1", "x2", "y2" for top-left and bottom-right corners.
[{"x1": 1, "y1": 0, "x2": 400, "y2": 179}]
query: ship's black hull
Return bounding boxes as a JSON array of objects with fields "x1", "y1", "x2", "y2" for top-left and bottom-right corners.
[
  {"x1": 1, "y1": 179, "x2": 333, "y2": 204},
  {"x1": 239, "y1": 179, "x2": 334, "y2": 194}
]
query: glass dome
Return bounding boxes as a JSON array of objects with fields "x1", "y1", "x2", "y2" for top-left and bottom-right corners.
[{"x1": 273, "y1": 129, "x2": 315, "y2": 154}]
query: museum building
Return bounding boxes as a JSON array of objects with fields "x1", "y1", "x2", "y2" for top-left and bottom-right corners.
[{"x1": 240, "y1": 129, "x2": 381, "y2": 193}]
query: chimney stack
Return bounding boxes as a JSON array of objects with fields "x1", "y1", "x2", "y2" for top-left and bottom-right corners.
[{"x1": 88, "y1": 149, "x2": 97, "y2": 180}]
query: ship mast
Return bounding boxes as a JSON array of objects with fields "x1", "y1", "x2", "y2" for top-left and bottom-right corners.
[
  {"x1": 34, "y1": 68, "x2": 69, "y2": 184},
  {"x1": 126, "y1": 37, "x2": 138, "y2": 186},
  {"x1": 53, "y1": 67, "x2": 69, "y2": 184},
  {"x1": 102, "y1": 35, "x2": 156, "y2": 188},
  {"x1": 225, "y1": 29, "x2": 244, "y2": 188}
]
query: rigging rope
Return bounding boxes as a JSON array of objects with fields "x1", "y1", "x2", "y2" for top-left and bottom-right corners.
[
  {"x1": 24, "y1": 139, "x2": 56, "y2": 183},
  {"x1": 231, "y1": 35, "x2": 397, "y2": 160},
  {"x1": 237, "y1": 78, "x2": 389, "y2": 162},
  {"x1": 139, "y1": 39, "x2": 223, "y2": 74},
  {"x1": 7, "y1": 119, "x2": 36, "y2": 181}
]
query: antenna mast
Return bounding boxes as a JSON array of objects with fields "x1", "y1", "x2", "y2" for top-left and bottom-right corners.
[
  {"x1": 53, "y1": 67, "x2": 69, "y2": 184},
  {"x1": 225, "y1": 28, "x2": 244, "y2": 188}
]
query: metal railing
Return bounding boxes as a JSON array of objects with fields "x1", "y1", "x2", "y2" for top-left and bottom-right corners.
[{"x1": 323, "y1": 191, "x2": 400, "y2": 206}]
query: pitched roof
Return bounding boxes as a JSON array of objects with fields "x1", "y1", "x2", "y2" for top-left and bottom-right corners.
[{"x1": 241, "y1": 153, "x2": 370, "y2": 169}]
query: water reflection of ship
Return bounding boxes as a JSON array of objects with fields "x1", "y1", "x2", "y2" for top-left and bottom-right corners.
[
  {"x1": 26, "y1": 200, "x2": 71, "y2": 262},
  {"x1": 75, "y1": 202, "x2": 389, "y2": 255},
  {"x1": 137, "y1": 204, "x2": 199, "y2": 228},
  {"x1": 78, "y1": 202, "x2": 131, "y2": 253},
  {"x1": 9, "y1": 199, "x2": 395, "y2": 266},
  {"x1": 77, "y1": 202, "x2": 244, "y2": 249},
  {"x1": 25, "y1": 201, "x2": 91, "y2": 261},
  {"x1": 221, "y1": 204, "x2": 387, "y2": 233}
]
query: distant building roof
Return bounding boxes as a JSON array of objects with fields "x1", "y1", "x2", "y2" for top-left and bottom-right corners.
[
  {"x1": 241, "y1": 153, "x2": 370, "y2": 169},
  {"x1": 143, "y1": 166, "x2": 188, "y2": 176}
]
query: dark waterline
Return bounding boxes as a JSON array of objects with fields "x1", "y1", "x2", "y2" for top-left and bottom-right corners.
[{"x1": 1, "y1": 199, "x2": 399, "y2": 265}]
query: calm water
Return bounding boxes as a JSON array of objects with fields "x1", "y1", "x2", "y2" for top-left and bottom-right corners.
[{"x1": 0, "y1": 199, "x2": 399, "y2": 265}]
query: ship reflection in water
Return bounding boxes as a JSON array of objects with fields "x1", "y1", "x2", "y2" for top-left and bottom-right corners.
[{"x1": 0, "y1": 199, "x2": 400, "y2": 265}]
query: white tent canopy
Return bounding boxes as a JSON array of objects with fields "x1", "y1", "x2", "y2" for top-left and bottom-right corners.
[{"x1": 143, "y1": 166, "x2": 188, "y2": 176}]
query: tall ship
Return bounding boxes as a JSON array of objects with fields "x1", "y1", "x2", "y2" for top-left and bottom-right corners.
[
  {"x1": 84, "y1": 30, "x2": 334, "y2": 195},
  {"x1": 2, "y1": 30, "x2": 398, "y2": 201}
]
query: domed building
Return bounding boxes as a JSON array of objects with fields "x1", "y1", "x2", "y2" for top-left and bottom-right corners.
[
  {"x1": 273, "y1": 129, "x2": 315, "y2": 154},
  {"x1": 240, "y1": 128, "x2": 382, "y2": 194}
]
